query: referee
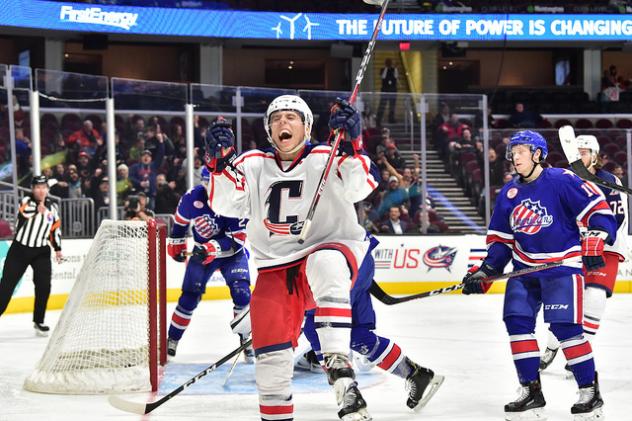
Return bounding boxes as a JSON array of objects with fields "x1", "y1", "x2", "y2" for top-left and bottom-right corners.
[{"x1": 0, "y1": 175, "x2": 63, "y2": 336}]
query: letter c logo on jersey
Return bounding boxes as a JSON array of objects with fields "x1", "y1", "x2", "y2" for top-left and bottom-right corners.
[{"x1": 510, "y1": 199, "x2": 553, "y2": 235}]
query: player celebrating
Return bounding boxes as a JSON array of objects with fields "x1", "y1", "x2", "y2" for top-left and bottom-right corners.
[
  {"x1": 206, "y1": 95, "x2": 377, "y2": 421},
  {"x1": 461, "y1": 130, "x2": 617, "y2": 420},
  {"x1": 166, "y1": 167, "x2": 251, "y2": 360},
  {"x1": 302, "y1": 234, "x2": 444, "y2": 412},
  {"x1": 540, "y1": 135, "x2": 628, "y2": 371}
]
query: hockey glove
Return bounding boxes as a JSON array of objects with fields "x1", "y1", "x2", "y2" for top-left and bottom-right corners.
[
  {"x1": 328, "y1": 98, "x2": 363, "y2": 155},
  {"x1": 461, "y1": 263, "x2": 498, "y2": 295},
  {"x1": 581, "y1": 228, "x2": 608, "y2": 271},
  {"x1": 167, "y1": 237, "x2": 187, "y2": 262},
  {"x1": 193, "y1": 240, "x2": 221, "y2": 265},
  {"x1": 205, "y1": 118, "x2": 237, "y2": 173}
]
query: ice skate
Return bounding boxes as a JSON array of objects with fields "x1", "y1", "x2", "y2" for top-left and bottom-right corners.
[
  {"x1": 33, "y1": 323, "x2": 50, "y2": 337},
  {"x1": 295, "y1": 349, "x2": 321, "y2": 372},
  {"x1": 539, "y1": 347, "x2": 558, "y2": 372},
  {"x1": 571, "y1": 372, "x2": 604, "y2": 421},
  {"x1": 504, "y1": 378, "x2": 547, "y2": 421},
  {"x1": 167, "y1": 338, "x2": 178, "y2": 357},
  {"x1": 325, "y1": 353, "x2": 372, "y2": 421},
  {"x1": 405, "y1": 358, "x2": 445, "y2": 411}
]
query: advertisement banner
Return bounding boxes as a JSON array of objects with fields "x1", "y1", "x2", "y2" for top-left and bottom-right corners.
[
  {"x1": 2, "y1": 235, "x2": 631, "y2": 313},
  {"x1": 2, "y1": 1, "x2": 632, "y2": 41}
]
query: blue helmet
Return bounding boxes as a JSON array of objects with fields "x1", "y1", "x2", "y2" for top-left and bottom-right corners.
[
  {"x1": 506, "y1": 130, "x2": 548, "y2": 162},
  {"x1": 201, "y1": 166, "x2": 210, "y2": 184}
]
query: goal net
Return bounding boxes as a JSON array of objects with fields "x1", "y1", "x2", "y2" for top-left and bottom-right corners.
[{"x1": 24, "y1": 219, "x2": 167, "y2": 394}]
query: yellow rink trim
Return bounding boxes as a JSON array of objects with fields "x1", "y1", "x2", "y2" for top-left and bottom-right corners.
[{"x1": 5, "y1": 280, "x2": 632, "y2": 314}]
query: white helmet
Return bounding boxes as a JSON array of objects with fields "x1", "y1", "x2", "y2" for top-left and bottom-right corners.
[
  {"x1": 263, "y1": 95, "x2": 313, "y2": 149},
  {"x1": 575, "y1": 134, "x2": 600, "y2": 168}
]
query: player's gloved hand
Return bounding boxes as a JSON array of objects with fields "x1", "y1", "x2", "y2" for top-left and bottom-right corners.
[
  {"x1": 329, "y1": 98, "x2": 363, "y2": 155},
  {"x1": 205, "y1": 118, "x2": 237, "y2": 173},
  {"x1": 167, "y1": 237, "x2": 187, "y2": 262},
  {"x1": 461, "y1": 263, "x2": 498, "y2": 295},
  {"x1": 193, "y1": 240, "x2": 220, "y2": 265},
  {"x1": 581, "y1": 228, "x2": 608, "y2": 270},
  {"x1": 230, "y1": 306, "x2": 251, "y2": 337}
]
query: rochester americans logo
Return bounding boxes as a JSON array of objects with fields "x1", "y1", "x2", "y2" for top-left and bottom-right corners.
[
  {"x1": 510, "y1": 199, "x2": 553, "y2": 235},
  {"x1": 422, "y1": 245, "x2": 458, "y2": 272}
]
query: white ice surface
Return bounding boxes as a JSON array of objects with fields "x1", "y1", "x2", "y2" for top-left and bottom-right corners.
[{"x1": 1, "y1": 294, "x2": 631, "y2": 421}]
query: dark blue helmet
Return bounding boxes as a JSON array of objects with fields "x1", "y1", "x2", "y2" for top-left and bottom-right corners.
[{"x1": 506, "y1": 130, "x2": 548, "y2": 162}]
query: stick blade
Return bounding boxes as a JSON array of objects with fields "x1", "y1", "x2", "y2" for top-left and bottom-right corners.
[
  {"x1": 363, "y1": 0, "x2": 384, "y2": 4},
  {"x1": 558, "y1": 125, "x2": 581, "y2": 164},
  {"x1": 108, "y1": 395, "x2": 150, "y2": 415}
]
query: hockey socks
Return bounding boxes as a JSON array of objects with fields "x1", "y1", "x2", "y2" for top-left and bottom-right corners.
[
  {"x1": 169, "y1": 293, "x2": 199, "y2": 341},
  {"x1": 505, "y1": 316, "x2": 540, "y2": 384},
  {"x1": 551, "y1": 323, "x2": 596, "y2": 387}
]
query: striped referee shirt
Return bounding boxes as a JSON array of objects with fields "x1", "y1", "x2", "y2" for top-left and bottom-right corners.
[{"x1": 14, "y1": 195, "x2": 62, "y2": 250}]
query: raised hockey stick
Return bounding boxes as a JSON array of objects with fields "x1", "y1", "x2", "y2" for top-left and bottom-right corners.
[
  {"x1": 559, "y1": 125, "x2": 632, "y2": 195},
  {"x1": 298, "y1": 0, "x2": 390, "y2": 244},
  {"x1": 369, "y1": 259, "x2": 569, "y2": 305},
  {"x1": 108, "y1": 338, "x2": 252, "y2": 415}
]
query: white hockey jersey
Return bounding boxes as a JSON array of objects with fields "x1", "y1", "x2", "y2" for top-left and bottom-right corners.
[
  {"x1": 595, "y1": 169, "x2": 628, "y2": 260},
  {"x1": 208, "y1": 144, "x2": 378, "y2": 269}
]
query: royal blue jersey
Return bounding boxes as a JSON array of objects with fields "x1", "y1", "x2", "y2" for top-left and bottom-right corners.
[
  {"x1": 172, "y1": 185, "x2": 247, "y2": 255},
  {"x1": 484, "y1": 167, "x2": 617, "y2": 277}
]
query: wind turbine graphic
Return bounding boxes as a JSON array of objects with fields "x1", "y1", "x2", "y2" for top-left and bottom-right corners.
[{"x1": 280, "y1": 13, "x2": 302, "y2": 39}]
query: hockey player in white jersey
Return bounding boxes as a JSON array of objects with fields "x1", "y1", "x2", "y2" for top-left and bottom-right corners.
[
  {"x1": 205, "y1": 95, "x2": 378, "y2": 421},
  {"x1": 540, "y1": 134, "x2": 628, "y2": 372}
]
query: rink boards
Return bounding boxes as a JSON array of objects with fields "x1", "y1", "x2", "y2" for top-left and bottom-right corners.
[{"x1": 2, "y1": 234, "x2": 632, "y2": 313}]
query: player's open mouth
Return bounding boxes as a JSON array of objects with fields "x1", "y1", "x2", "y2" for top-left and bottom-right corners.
[{"x1": 279, "y1": 130, "x2": 292, "y2": 141}]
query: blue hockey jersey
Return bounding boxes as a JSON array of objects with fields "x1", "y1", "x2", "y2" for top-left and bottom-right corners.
[
  {"x1": 172, "y1": 185, "x2": 246, "y2": 255},
  {"x1": 485, "y1": 167, "x2": 617, "y2": 277}
]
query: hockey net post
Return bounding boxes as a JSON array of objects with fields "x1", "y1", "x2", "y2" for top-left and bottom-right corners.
[{"x1": 24, "y1": 219, "x2": 167, "y2": 394}]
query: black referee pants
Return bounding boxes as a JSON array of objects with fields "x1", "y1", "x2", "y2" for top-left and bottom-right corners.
[{"x1": 0, "y1": 242, "x2": 52, "y2": 324}]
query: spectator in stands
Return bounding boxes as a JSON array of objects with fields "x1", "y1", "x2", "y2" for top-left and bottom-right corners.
[
  {"x1": 137, "y1": 192, "x2": 155, "y2": 217},
  {"x1": 413, "y1": 209, "x2": 449, "y2": 234},
  {"x1": 357, "y1": 201, "x2": 380, "y2": 234},
  {"x1": 49, "y1": 168, "x2": 69, "y2": 198},
  {"x1": 380, "y1": 206, "x2": 409, "y2": 234},
  {"x1": 129, "y1": 145, "x2": 165, "y2": 204},
  {"x1": 15, "y1": 128, "x2": 31, "y2": 173},
  {"x1": 377, "y1": 175, "x2": 409, "y2": 218},
  {"x1": 375, "y1": 127, "x2": 396, "y2": 156},
  {"x1": 76, "y1": 151, "x2": 93, "y2": 180},
  {"x1": 68, "y1": 120, "x2": 102, "y2": 157},
  {"x1": 154, "y1": 174, "x2": 180, "y2": 214},
  {"x1": 602, "y1": 65, "x2": 618, "y2": 88},
  {"x1": 612, "y1": 164, "x2": 627, "y2": 187},
  {"x1": 66, "y1": 166, "x2": 82, "y2": 199},
  {"x1": 145, "y1": 123, "x2": 175, "y2": 158},
  {"x1": 432, "y1": 102, "x2": 451, "y2": 130},
  {"x1": 508, "y1": 102, "x2": 542, "y2": 128},
  {"x1": 91, "y1": 176, "x2": 111, "y2": 211},
  {"x1": 488, "y1": 148, "x2": 506, "y2": 186},
  {"x1": 125, "y1": 115, "x2": 146, "y2": 146},
  {"x1": 376, "y1": 58, "x2": 399, "y2": 125},
  {"x1": 385, "y1": 144, "x2": 406, "y2": 172},
  {"x1": 116, "y1": 163, "x2": 134, "y2": 201},
  {"x1": 437, "y1": 113, "x2": 469, "y2": 159}
]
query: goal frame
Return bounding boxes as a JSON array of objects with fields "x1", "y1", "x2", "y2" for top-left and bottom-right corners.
[{"x1": 148, "y1": 219, "x2": 168, "y2": 391}]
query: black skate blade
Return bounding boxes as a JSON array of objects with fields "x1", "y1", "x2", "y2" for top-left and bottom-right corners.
[{"x1": 411, "y1": 374, "x2": 445, "y2": 412}]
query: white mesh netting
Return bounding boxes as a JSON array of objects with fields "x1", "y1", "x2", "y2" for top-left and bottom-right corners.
[{"x1": 24, "y1": 220, "x2": 158, "y2": 394}]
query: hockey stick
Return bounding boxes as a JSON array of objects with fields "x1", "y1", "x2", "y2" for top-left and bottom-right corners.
[
  {"x1": 222, "y1": 350, "x2": 242, "y2": 387},
  {"x1": 369, "y1": 259, "x2": 569, "y2": 305},
  {"x1": 559, "y1": 125, "x2": 632, "y2": 195},
  {"x1": 108, "y1": 338, "x2": 252, "y2": 415},
  {"x1": 298, "y1": 0, "x2": 390, "y2": 244}
]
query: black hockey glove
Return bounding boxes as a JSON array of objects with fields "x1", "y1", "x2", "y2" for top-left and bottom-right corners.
[
  {"x1": 462, "y1": 263, "x2": 498, "y2": 295},
  {"x1": 204, "y1": 118, "x2": 237, "y2": 173},
  {"x1": 328, "y1": 98, "x2": 363, "y2": 155}
]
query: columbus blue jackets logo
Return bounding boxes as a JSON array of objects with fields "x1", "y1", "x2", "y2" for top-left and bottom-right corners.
[
  {"x1": 422, "y1": 245, "x2": 457, "y2": 271},
  {"x1": 510, "y1": 199, "x2": 553, "y2": 234},
  {"x1": 194, "y1": 215, "x2": 220, "y2": 239},
  {"x1": 263, "y1": 218, "x2": 305, "y2": 236}
]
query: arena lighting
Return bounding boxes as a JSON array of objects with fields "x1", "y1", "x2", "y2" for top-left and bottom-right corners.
[{"x1": 399, "y1": 42, "x2": 410, "y2": 51}]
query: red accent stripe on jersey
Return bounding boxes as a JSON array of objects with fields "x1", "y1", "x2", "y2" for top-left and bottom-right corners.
[
  {"x1": 260, "y1": 404, "x2": 294, "y2": 415},
  {"x1": 315, "y1": 308, "x2": 352, "y2": 318},
  {"x1": 174, "y1": 212, "x2": 189, "y2": 225},
  {"x1": 232, "y1": 152, "x2": 275, "y2": 167},
  {"x1": 583, "y1": 320, "x2": 599, "y2": 330},
  {"x1": 580, "y1": 200, "x2": 611, "y2": 226},
  {"x1": 209, "y1": 173, "x2": 216, "y2": 207},
  {"x1": 377, "y1": 344, "x2": 402, "y2": 370},
  {"x1": 486, "y1": 234, "x2": 514, "y2": 246},
  {"x1": 513, "y1": 248, "x2": 581, "y2": 265},
  {"x1": 562, "y1": 341, "x2": 592, "y2": 360},
  {"x1": 338, "y1": 154, "x2": 350, "y2": 167},
  {"x1": 355, "y1": 155, "x2": 378, "y2": 189},
  {"x1": 310, "y1": 149, "x2": 330, "y2": 154},
  {"x1": 232, "y1": 231, "x2": 247, "y2": 242},
  {"x1": 222, "y1": 168, "x2": 244, "y2": 192},
  {"x1": 575, "y1": 274, "x2": 584, "y2": 324},
  {"x1": 172, "y1": 313, "x2": 191, "y2": 327},
  {"x1": 510, "y1": 339, "x2": 539, "y2": 355},
  {"x1": 263, "y1": 218, "x2": 290, "y2": 235}
]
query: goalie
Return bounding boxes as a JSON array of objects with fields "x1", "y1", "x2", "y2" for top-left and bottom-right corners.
[{"x1": 166, "y1": 168, "x2": 252, "y2": 360}]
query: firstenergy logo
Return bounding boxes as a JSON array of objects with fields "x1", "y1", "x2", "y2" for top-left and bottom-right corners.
[{"x1": 59, "y1": 6, "x2": 138, "y2": 30}]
